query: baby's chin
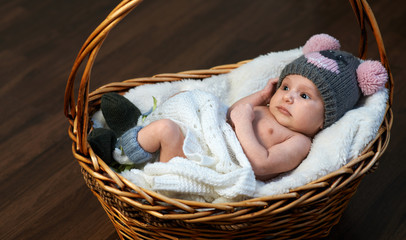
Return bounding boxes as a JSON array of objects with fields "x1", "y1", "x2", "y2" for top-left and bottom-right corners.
[
  {"x1": 282, "y1": 122, "x2": 320, "y2": 137},
  {"x1": 294, "y1": 126, "x2": 321, "y2": 138}
]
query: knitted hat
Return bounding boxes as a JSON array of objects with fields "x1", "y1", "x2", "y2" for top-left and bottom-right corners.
[{"x1": 278, "y1": 33, "x2": 388, "y2": 128}]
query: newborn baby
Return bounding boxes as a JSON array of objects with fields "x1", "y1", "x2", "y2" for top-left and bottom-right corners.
[{"x1": 88, "y1": 34, "x2": 387, "y2": 181}]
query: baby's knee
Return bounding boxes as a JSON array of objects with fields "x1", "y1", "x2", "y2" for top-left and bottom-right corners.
[{"x1": 156, "y1": 119, "x2": 182, "y2": 137}]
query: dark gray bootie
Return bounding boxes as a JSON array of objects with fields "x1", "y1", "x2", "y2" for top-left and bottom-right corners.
[
  {"x1": 101, "y1": 92, "x2": 141, "y2": 137},
  {"x1": 87, "y1": 128, "x2": 117, "y2": 164}
]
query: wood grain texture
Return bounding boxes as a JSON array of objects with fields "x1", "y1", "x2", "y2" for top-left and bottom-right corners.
[{"x1": 0, "y1": 0, "x2": 405, "y2": 239}]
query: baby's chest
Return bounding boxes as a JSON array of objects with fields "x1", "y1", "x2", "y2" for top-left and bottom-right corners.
[{"x1": 253, "y1": 111, "x2": 290, "y2": 148}]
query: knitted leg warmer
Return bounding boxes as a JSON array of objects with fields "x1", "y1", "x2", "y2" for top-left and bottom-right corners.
[{"x1": 121, "y1": 126, "x2": 153, "y2": 164}]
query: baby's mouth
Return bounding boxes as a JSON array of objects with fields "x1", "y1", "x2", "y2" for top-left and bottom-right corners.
[{"x1": 276, "y1": 106, "x2": 291, "y2": 116}]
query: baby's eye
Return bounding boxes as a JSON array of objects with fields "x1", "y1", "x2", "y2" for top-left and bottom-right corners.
[
  {"x1": 282, "y1": 85, "x2": 289, "y2": 91},
  {"x1": 301, "y1": 93, "x2": 310, "y2": 99}
]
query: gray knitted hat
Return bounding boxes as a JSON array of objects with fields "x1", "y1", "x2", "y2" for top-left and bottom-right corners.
[{"x1": 278, "y1": 34, "x2": 388, "y2": 128}]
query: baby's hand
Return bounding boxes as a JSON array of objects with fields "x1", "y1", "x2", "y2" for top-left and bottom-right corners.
[
  {"x1": 229, "y1": 103, "x2": 255, "y2": 128},
  {"x1": 262, "y1": 78, "x2": 279, "y2": 103}
]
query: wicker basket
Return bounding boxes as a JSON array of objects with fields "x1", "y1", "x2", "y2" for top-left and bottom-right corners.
[{"x1": 64, "y1": 0, "x2": 394, "y2": 239}]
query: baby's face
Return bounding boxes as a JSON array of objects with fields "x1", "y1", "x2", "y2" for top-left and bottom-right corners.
[{"x1": 269, "y1": 75, "x2": 324, "y2": 137}]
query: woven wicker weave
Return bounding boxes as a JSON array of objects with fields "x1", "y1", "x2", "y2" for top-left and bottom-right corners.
[{"x1": 64, "y1": 0, "x2": 394, "y2": 239}]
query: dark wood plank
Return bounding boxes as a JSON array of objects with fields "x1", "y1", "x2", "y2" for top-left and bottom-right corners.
[{"x1": 0, "y1": 0, "x2": 405, "y2": 239}]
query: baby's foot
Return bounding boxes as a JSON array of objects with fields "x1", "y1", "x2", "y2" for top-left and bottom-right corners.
[
  {"x1": 101, "y1": 92, "x2": 141, "y2": 137},
  {"x1": 87, "y1": 128, "x2": 117, "y2": 164}
]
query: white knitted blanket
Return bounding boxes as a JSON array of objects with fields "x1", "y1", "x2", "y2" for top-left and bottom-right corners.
[
  {"x1": 92, "y1": 47, "x2": 388, "y2": 203},
  {"x1": 121, "y1": 90, "x2": 256, "y2": 202}
]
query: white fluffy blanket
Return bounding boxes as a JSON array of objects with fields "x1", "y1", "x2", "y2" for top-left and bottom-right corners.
[{"x1": 92, "y1": 47, "x2": 388, "y2": 202}]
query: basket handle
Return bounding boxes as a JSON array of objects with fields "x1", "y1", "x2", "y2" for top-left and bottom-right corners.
[
  {"x1": 64, "y1": 0, "x2": 144, "y2": 152},
  {"x1": 349, "y1": 0, "x2": 394, "y2": 104},
  {"x1": 64, "y1": 0, "x2": 394, "y2": 154}
]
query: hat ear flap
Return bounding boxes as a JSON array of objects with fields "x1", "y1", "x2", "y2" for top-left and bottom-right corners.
[
  {"x1": 303, "y1": 33, "x2": 341, "y2": 54},
  {"x1": 356, "y1": 60, "x2": 388, "y2": 95}
]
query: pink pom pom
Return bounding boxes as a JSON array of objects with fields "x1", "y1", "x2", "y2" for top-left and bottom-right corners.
[
  {"x1": 303, "y1": 33, "x2": 341, "y2": 54},
  {"x1": 356, "y1": 60, "x2": 388, "y2": 95}
]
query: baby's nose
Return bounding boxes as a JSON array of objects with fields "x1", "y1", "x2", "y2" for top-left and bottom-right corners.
[{"x1": 283, "y1": 93, "x2": 294, "y2": 102}]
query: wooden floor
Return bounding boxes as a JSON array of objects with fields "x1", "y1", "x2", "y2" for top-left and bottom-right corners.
[{"x1": 1, "y1": 0, "x2": 405, "y2": 239}]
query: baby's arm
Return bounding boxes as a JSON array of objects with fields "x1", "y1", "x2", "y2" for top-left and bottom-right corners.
[
  {"x1": 252, "y1": 135, "x2": 311, "y2": 180},
  {"x1": 230, "y1": 104, "x2": 311, "y2": 180},
  {"x1": 227, "y1": 78, "x2": 278, "y2": 121}
]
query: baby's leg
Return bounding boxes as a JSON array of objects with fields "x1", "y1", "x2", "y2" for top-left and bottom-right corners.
[{"x1": 138, "y1": 119, "x2": 186, "y2": 163}]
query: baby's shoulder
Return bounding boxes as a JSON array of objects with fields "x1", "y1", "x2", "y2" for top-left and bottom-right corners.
[{"x1": 285, "y1": 132, "x2": 312, "y2": 151}]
